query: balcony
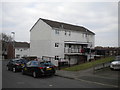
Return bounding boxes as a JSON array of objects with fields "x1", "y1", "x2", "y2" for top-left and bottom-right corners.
[{"x1": 64, "y1": 48, "x2": 84, "y2": 55}]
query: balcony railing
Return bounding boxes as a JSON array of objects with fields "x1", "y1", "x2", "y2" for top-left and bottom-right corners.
[{"x1": 64, "y1": 48, "x2": 82, "y2": 53}]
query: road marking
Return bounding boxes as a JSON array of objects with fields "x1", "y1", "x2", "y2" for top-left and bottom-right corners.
[
  {"x1": 92, "y1": 75, "x2": 118, "y2": 80},
  {"x1": 49, "y1": 85, "x2": 53, "y2": 87},
  {"x1": 17, "y1": 82, "x2": 25, "y2": 84},
  {"x1": 74, "y1": 78, "x2": 118, "y2": 88}
]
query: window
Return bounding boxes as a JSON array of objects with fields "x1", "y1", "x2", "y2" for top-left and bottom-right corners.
[
  {"x1": 65, "y1": 31, "x2": 67, "y2": 35},
  {"x1": 31, "y1": 61, "x2": 38, "y2": 66},
  {"x1": 55, "y1": 56, "x2": 59, "y2": 60},
  {"x1": 82, "y1": 33, "x2": 86, "y2": 38},
  {"x1": 23, "y1": 55, "x2": 27, "y2": 57},
  {"x1": 40, "y1": 62, "x2": 54, "y2": 66},
  {"x1": 16, "y1": 54, "x2": 20, "y2": 58},
  {"x1": 65, "y1": 31, "x2": 71, "y2": 36},
  {"x1": 27, "y1": 61, "x2": 31, "y2": 67},
  {"x1": 55, "y1": 30, "x2": 59, "y2": 34},
  {"x1": 69, "y1": 31, "x2": 71, "y2": 36},
  {"x1": 55, "y1": 43, "x2": 59, "y2": 47},
  {"x1": 69, "y1": 44, "x2": 71, "y2": 48},
  {"x1": 24, "y1": 48, "x2": 27, "y2": 50}
]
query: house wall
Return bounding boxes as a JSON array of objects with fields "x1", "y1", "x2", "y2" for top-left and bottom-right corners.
[
  {"x1": 15, "y1": 48, "x2": 30, "y2": 58},
  {"x1": 50, "y1": 28, "x2": 95, "y2": 64},
  {"x1": 30, "y1": 19, "x2": 95, "y2": 65},
  {"x1": 30, "y1": 19, "x2": 52, "y2": 58},
  {"x1": 51, "y1": 28, "x2": 95, "y2": 58}
]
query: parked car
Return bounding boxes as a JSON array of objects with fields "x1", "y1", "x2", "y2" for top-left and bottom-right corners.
[
  {"x1": 6, "y1": 59, "x2": 29, "y2": 72},
  {"x1": 110, "y1": 56, "x2": 120, "y2": 70},
  {"x1": 21, "y1": 60, "x2": 56, "y2": 78}
]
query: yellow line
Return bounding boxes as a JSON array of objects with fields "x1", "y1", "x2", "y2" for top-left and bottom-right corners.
[{"x1": 74, "y1": 78, "x2": 118, "y2": 88}]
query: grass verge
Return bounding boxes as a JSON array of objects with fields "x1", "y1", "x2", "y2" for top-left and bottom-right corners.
[{"x1": 62, "y1": 56, "x2": 115, "y2": 71}]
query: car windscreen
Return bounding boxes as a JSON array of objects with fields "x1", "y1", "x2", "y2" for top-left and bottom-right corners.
[
  {"x1": 31, "y1": 61, "x2": 39, "y2": 66},
  {"x1": 13, "y1": 60, "x2": 21, "y2": 64},
  {"x1": 40, "y1": 62, "x2": 54, "y2": 66},
  {"x1": 20, "y1": 59, "x2": 29, "y2": 63}
]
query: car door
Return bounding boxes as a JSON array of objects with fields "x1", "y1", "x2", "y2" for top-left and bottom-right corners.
[
  {"x1": 9, "y1": 60, "x2": 14, "y2": 69},
  {"x1": 26, "y1": 61, "x2": 32, "y2": 75},
  {"x1": 30, "y1": 61, "x2": 38, "y2": 74},
  {"x1": 7, "y1": 60, "x2": 12, "y2": 69}
]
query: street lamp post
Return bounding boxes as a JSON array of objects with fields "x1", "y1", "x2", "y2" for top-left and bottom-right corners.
[{"x1": 11, "y1": 32, "x2": 15, "y2": 59}]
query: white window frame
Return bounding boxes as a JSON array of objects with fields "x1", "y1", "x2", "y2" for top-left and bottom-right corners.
[
  {"x1": 55, "y1": 29, "x2": 59, "y2": 34},
  {"x1": 65, "y1": 31, "x2": 67, "y2": 35},
  {"x1": 55, "y1": 56, "x2": 59, "y2": 60},
  {"x1": 55, "y1": 43, "x2": 59, "y2": 47}
]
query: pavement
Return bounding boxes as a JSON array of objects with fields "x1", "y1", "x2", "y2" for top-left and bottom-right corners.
[
  {"x1": 55, "y1": 68, "x2": 93, "y2": 79},
  {"x1": 55, "y1": 67, "x2": 119, "y2": 88}
]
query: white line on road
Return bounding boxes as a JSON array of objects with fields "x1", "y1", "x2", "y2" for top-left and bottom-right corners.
[
  {"x1": 74, "y1": 78, "x2": 118, "y2": 88},
  {"x1": 49, "y1": 85, "x2": 53, "y2": 87},
  {"x1": 17, "y1": 82, "x2": 25, "y2": 84}
]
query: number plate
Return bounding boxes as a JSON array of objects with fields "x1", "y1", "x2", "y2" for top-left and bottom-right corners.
[
  {"x1": 46, "y1": 68, "x2": 52, "y2": 70},
  {"x1": 21, "y1": 64, "x2": 24, "y2": 66},
  {"x1": 24, "y1": 68, "x2": 27, "y2": 70}
]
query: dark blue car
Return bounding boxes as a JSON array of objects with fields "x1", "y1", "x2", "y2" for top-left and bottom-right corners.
[
  {"x1": 21, "y1": 60, "x2": 56, "y2": 78},
  {"x1": 6, "y1": 59, "x2": 29, "y2": 72}
]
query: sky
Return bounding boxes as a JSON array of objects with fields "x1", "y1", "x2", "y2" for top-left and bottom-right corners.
[{"x1": 1, "y1": 0, "x2": 119, "y2": 47}]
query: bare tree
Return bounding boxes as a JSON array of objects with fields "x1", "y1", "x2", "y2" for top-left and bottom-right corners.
[
  {"x1": 2, "y1": 33, "x2": 13, "y2": 42},
  {"x1": 1, "y1": 33, "x2": 13, "y2": 59}
]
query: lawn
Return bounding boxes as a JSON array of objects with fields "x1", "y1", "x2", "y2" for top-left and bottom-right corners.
[{"x1": 62, "y1": 56, "x2": 115, "y2": 71}]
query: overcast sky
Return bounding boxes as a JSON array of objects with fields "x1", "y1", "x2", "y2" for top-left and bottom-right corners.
[{"x1": 1, "y1": 0, "x2": 119, "y2": 47}]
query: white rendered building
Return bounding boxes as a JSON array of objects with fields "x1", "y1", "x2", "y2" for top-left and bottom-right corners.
[
  {"x1": 30, "y1": 18, "x2": 95, "y2": 65},
  {"x1": 15, "y1": 42, "x2": 30, "y2": 58}
]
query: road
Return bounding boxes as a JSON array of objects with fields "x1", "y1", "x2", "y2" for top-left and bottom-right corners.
[{"x1": 2, "y1": 60, "x2": 119, "y2": 88}]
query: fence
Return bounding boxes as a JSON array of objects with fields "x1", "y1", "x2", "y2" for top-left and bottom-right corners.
[
  {"x1": 93, "y1": 61, "x2": 111, "y2": 73},
  {"x1": 42, "y1": 56, "x2": 69, "y2": 68}
]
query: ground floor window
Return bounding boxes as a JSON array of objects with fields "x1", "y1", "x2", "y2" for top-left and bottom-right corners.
[
  {"x1": 55, "y1": 56, "x2": 59, "y2": 60},
  {"x1": 55, "y1": 43, "x2": 59, "y2": 47},
  {"x1": 16, "y1": 54, "x2": 20, "y2": 58}
]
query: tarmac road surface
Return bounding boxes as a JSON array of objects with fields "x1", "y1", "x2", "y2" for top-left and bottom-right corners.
[{"x1": 2, "y1": 60, "x2": 119, "y2": 88}]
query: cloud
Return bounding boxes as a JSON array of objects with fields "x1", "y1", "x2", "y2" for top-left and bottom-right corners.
[{"x1": 2, "y1": 1, "x2": 118, "y2": 46}]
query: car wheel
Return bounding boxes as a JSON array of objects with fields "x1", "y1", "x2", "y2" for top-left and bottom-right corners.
[
  {"x1": 51, "y1": 73, "x2": 55, "y2": 77},
  {"x1": 6, "y1": 66, "x2": 10, "y2": 71},
  {"x1": 13, "y1": 67, "x2": 16, "y2": 73},
  {"x1": 33, "y1": 71, "x2": 38, "y2": 78},
  {"x1": 110, "y1": 68, "x2": 114, "y2": 70},
  {"x1": 21, "y1": 69, "x2": 25, "y2": 75}
]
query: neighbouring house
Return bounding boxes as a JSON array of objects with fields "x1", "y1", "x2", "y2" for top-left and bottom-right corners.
[
  {"x1": 95, "y1": 46, "x2": 120, "y2": 56},
  {"x1": 14, "y1": 42, "x2": 30, "y2": 58},
  {"x1": 2, "y1": 40, "x2": 30, "y2": 59},
  {"x1": 30, "y1": 18, "x2": 95, "y2": 65}
]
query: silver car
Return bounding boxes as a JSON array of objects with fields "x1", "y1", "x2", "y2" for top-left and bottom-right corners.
[{"x1": 110, "y1": 56, "x2": 120, "y2": 70}]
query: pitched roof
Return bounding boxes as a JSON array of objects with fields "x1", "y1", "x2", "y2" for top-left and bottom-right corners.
[
  {"x1": 30, "y1": 18, "x2": 95, "y2": 35},
  {"x1": 14, "y1": 42, "x2": 30, "y2": 48}
]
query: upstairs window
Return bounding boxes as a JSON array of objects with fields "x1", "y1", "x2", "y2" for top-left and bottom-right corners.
[
  {"x1": 24, "y1": 48, "x2": 27, "y2": 50},
  {"x1": 55, "y1": 30, "x2": 59, "y2": 34},
  {"x1": 65, "y1": 30, "x2": 71, "y2": 36},
  {"x1": 69, "y1": 31, "x2": 71, "y2": 36},
  {"x1": 65, "y1": 31, "x2": 67, "y2": 35},
  {"x1": 55, "y1": 43, "x2": 59, "y2": 47},
  {"x1": 82, "y1": 33, "x2": 86, "y2": 38}
]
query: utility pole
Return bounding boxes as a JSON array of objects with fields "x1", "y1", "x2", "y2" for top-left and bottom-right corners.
[{"x1": 11, "y1": 32, "x2": 15, "y2": 59}]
